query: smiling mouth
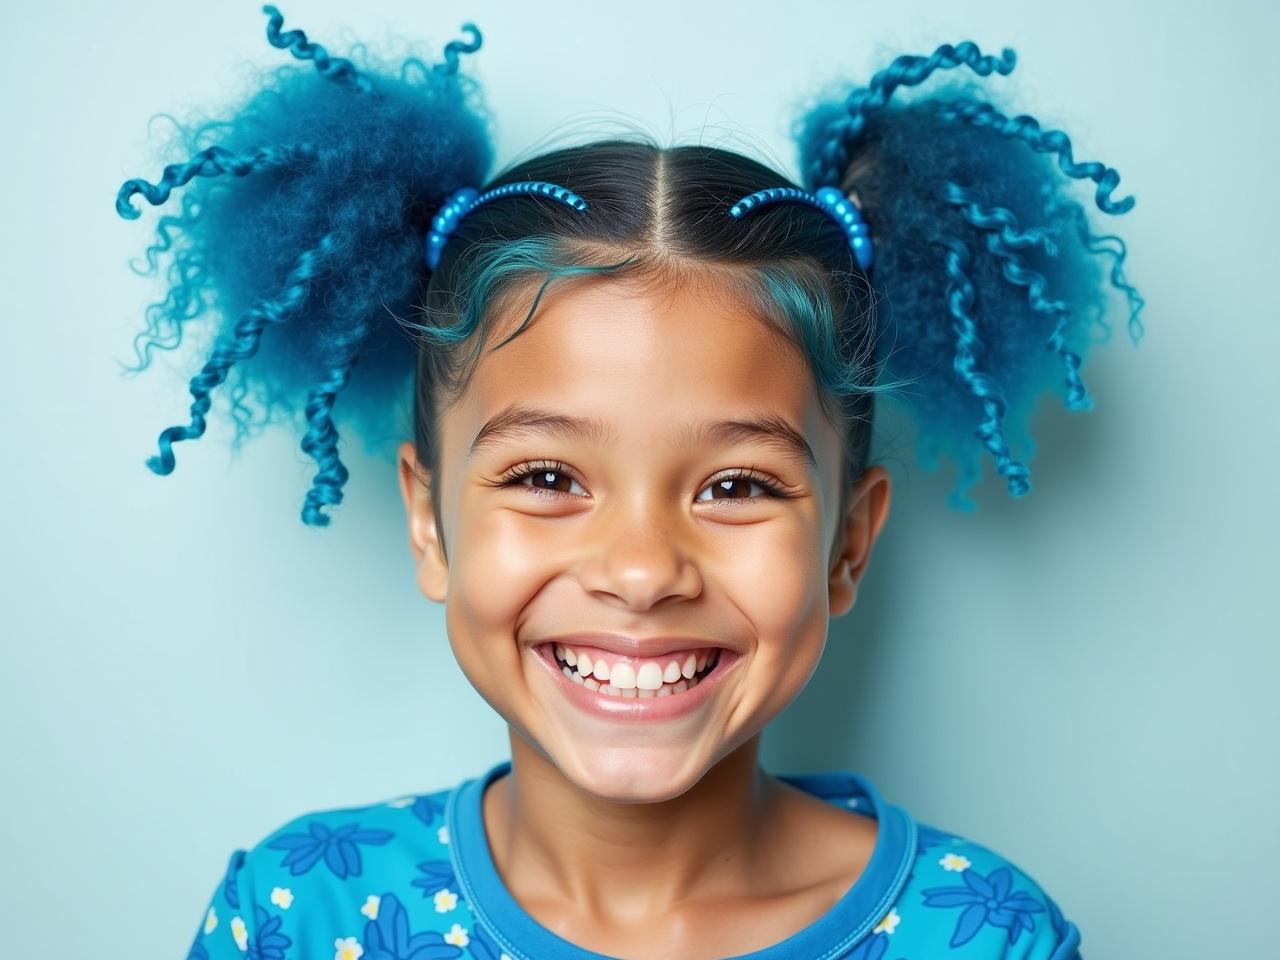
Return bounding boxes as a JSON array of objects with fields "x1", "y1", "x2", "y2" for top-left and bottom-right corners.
[{"x1": 547, "y1": 644, "x2": 722, "y2": 698}]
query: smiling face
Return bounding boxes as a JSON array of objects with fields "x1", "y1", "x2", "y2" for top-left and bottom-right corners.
[{"x1": 398, "y1": 270, "x2": 890, "y2": 804}]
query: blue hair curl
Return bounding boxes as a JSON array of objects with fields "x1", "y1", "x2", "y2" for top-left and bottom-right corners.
[
  {"x1": 795, "y1": 41, "x2": 1144, "y2": 509},
  {"x1": 116, "y1": 6, "x2": 492, "y2": 524}
]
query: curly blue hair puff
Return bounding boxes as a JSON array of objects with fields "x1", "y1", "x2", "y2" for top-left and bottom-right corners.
[
  {"x1": 795, "y1": 41, "x2": 1144, "y2": 510},
  {"x1": 115, "y1": 5, "x2": 492, "y2": 525}
]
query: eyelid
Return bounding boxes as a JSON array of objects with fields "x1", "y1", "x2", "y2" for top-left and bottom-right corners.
[{"x1": 490, "y1": 459, "x2": 794, "y2": 502}]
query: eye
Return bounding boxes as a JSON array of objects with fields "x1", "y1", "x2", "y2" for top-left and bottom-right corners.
[
  {"x1": 498, "y1": 460, "x2": 588, "y2": 499},
  {"x1": 495, "y1": 460, "x2": 791, "y2": 505},
  {"x1": 695, "y1": 469, "x2": 791, "y2": 504}
]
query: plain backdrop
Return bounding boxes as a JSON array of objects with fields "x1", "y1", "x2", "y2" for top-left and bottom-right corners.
[{"x1": 2, "y1": 1, "x2": 1276, "y2": 957}]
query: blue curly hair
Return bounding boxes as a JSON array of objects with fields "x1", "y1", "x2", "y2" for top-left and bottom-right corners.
[{"x1": 116, "y1": 8, "x2": 1142, "y2": 534}]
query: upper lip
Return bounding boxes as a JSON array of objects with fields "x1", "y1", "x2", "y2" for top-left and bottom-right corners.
[{"x1": 537, "y1": 633, "x2": 732, "y2": 659}]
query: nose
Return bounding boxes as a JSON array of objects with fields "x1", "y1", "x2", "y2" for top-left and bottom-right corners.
[{"x1": 574, "y1": 501, "x2": 703, "y2": 612}]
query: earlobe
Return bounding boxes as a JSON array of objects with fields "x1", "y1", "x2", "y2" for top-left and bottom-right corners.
[
  {"x1": 396, "y1": 441, "x2": 449, "y2": 603},
  {"x1": 828, "y1": 466, "x2": 892, "y2": 619}
]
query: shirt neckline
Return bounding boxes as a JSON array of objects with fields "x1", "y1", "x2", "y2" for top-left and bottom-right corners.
[{"x1": 445, "y1": 759, "x2": 917, "y2": 960}]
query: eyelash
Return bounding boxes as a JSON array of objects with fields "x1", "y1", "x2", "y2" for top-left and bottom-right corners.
[{"x1": 494, "y1": 459, "x2": 793, "y2": 504}]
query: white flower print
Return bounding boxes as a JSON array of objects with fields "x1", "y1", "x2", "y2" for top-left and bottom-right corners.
[
  {"x1": 434, "y1": 888, "x2": 459, "y2": 912},
  {"x1": 443, "y1": 923, "x2": 470, "y2": 947},
  {"x1": 203, "y1": 906, "x2": 218, "y2": 934},
  {"x1": 939, "y1": 852, "x2": 972, "y2": 872},
  {"x1": 270, "y1": 887, "x2": 294, "y2": 910},
  {"x1": 437, "y1": 824, "x2": 450, "y2": 845},
  {"x1": 230, "y1": 916, "x2": 249, "y2": 951},
  {"x1": 360, "y1": 894, "x2": 380, "y2": 920},
  {"x1": 386, "y1": 796, "x2": 416, "y2": 809},
  {"x1": 334, "y1": 936, "x2": 364, "y2": 960},
  {"x1": 873, "y1": 908, "x2": 901, "y2": 935}
]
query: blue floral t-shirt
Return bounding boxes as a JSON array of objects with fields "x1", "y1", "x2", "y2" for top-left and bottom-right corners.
[{"x1": 185, "y1": 759, "x2": 1082, "y2": 960}]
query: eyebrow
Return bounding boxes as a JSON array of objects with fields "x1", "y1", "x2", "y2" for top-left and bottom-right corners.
[{"x1": 467, "y1": 402, "x2": 817, "y2": 471}]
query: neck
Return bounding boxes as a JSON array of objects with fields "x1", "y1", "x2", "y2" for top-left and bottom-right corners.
[{"x1": 483, "y1": 729, "x2": 782, "y2": 925}]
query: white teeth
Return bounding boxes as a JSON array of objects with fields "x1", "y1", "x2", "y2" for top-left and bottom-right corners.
[
  {"x1": 681, "y1": 654, "x2": 697, "y2": 679},
  {"x1": 556, "y1": 646, "x2": 723, "y2": 700},
  {"x1": 635, "y1": 662, "x2": 664, "y2": 690}
]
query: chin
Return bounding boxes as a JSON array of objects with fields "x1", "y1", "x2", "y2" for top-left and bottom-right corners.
[{"x1": 556, "y1": 746, "x2": 710, "y2": 804}]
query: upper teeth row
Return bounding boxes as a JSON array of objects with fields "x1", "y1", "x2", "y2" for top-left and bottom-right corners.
[{"x1": 553, "y1": 644, "x2": 718, "y2": 690}]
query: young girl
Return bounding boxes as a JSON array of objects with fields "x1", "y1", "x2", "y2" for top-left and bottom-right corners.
[{"x1": 116, "y1": 8, "x2": 1143, "y2": 959}]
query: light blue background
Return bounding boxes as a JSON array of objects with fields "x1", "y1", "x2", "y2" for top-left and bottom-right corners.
[{"x1": 2, "y1": 1, "x2": 1276, "y2": 957}]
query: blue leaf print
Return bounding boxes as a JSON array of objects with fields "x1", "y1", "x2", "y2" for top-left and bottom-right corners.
[
  {"x1": 847, "y1": 932, "x2": 888, "y2": 960},
  {"x1": 467, "y1": 922, "x2": 503, "y2": 960},
  {"x1": 266, "y1": 820, "x2": 394, "y2": 879},
  {"x1": 411, "y1": 859, "x2": 458, "y2": 898},
  {"x1": 363, "y1": 892, "x2": 463, "y2": 960},
  {"x1": 921, "y1": 865, "x2": 1045, "y2": 948},
  {"x1": 186, "y1": 940, "x2": 209, "y2": 960},
  {"x1": 411, "y1": 795, "x2": 447, "y2": 827},
  {"x1": 222, "y1": 849, "x2": 246, "y2": 909},
  {"x1": 1046, "y1": 893, "x2": 1065, "y2": 939},
  {"x1": 247, "y1": 903, "x2": 293, "y2": 960}
]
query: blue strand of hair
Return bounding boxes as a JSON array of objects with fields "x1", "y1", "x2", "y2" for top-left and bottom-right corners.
[
  {"x1": 794, "y1": 39, "x2": 1144, "y2": 508},
  {"x1": 944, "y1": 184, "x2": 1091, "y2": 413},
  {"x1": 938, "y1": 237, "x2": 1032, "y2": 500},
  {"x1": 804, "y1": 41, "x2": 1017, "y2": 190},
  {"x1": 115, "y1": 5, "x2": 494, "y2": 524},
  {"x1": 261, "y1": 3, "x2": 369, "y2": 91},
  {"x1": 1044, "y1": 190, "x2": 1146, "y2": 344},
  {"x1": 934, "y1": 99, "x2": 1134, "y2": 215},
  {"x1": 146, "y1": 235, "x2": 337, "y2": 476}
]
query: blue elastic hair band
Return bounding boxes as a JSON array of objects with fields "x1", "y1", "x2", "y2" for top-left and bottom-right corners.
[
  {"x1": 425, "y1": 180, "x2": 589, "y2": 270},
  {"x1": 728, "y1": 185, "x2": 874, "y2": 272}
]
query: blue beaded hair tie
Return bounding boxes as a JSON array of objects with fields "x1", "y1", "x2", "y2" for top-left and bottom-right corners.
[
  {"x1": 425, "y1": 180, "x2": 589, "y2": 270},
  {"x1": 728, "y1": 185, "x2": 874, "y2": 272}
]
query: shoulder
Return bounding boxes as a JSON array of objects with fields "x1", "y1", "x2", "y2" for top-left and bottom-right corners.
[
  {"x1": 779, "y1": 770, "x2": 1084, "y2": 960},
  {"x1": 869, "y1": 819, "x2": 1083, "y2": 960},
  {"x1": 187, "y1": 784, "x2": 472, "y2": 960}
]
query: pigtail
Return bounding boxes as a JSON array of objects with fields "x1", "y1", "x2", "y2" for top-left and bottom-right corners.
[
  {"x1": 795, "y1": 42, "x2": 1144, "y2": 509},
  {"x1": 115, "y1": 5, "x2": 493, "y2": 525}
]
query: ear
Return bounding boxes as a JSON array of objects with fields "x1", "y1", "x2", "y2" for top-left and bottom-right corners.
[
  {"x1": 396, "y1": 440, "x2": 449, "y2": 603},
  {"x1": 828, "y1": 465, "x2": 892, "y2": 618}
]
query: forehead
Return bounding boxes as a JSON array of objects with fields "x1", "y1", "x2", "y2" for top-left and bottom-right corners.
[{"x1": 446, "y1": 274, "x2": 835, "y2": 461}]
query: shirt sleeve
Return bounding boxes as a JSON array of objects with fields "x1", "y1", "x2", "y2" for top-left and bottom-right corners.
[
  {"x1": 899, "y1": 827, "x2": 1087, "y2": 960},
  {"x1": 183, "y1": 848, "x2": 276, "y2": 960}
]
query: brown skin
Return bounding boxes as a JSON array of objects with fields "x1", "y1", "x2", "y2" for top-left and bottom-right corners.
[{"x1": 398, "y1": 271, "x2": 891, "y2": 960}]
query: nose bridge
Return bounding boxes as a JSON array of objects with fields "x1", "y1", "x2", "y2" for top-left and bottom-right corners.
[{"x1": 578, "y1": 485, "x2": 700, "y2": 609}]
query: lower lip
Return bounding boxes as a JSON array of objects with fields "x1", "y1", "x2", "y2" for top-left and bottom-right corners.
[{"x1": 530, "y1": 643, "x2": 738, "y2": 722}]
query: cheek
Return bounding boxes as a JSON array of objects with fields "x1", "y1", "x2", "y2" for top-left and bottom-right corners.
[
  {"x1": 727, "y1": 523, "x2": 830, "y2": 683},
  {"x1": 445, "y1": 510, "x2": 556, "y2": 662}
]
